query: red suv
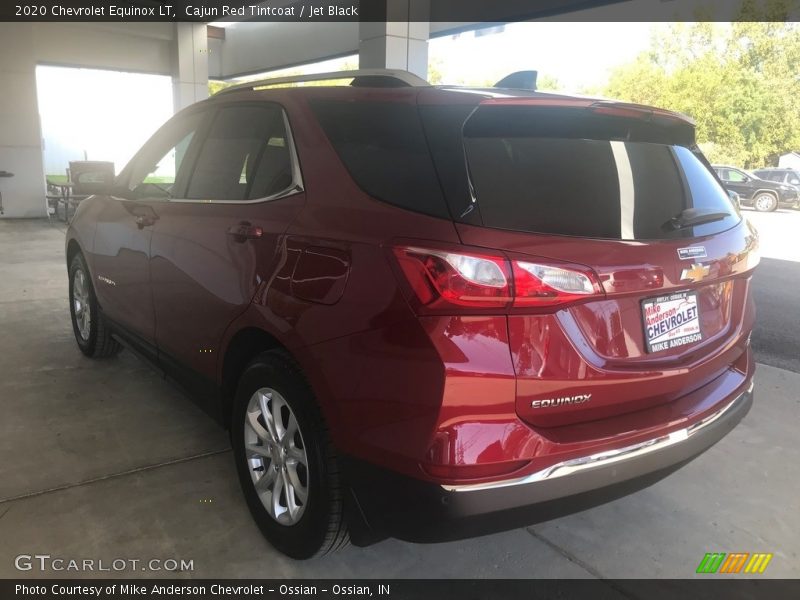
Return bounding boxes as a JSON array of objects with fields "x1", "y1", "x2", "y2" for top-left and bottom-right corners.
[{"x1": 65, "y1": 70, "x2": 758, "y2": 559}]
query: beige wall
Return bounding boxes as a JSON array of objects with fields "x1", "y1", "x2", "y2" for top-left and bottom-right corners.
[
  {"x1": 0, "y1": 22, "x2": 206, "y2": 218},
  {"x1": 0, "y1": 24, "x2": 45, "y2": 218}
]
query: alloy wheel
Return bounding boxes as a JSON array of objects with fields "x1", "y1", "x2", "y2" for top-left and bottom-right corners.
[
  {"x1": 243, "y1": 387, "x2": 309, "y2": 525},
  {"x1": 72, "y1": 268, "x2": 91, "y2": 341},
  {"x1": 755, "y1": 194, "x2": 776, "y2": 211}
]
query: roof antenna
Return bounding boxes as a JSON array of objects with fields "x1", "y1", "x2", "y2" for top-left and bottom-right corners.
[{"x1": 494, "y1": 70, "x2": 538, "y2": 91}]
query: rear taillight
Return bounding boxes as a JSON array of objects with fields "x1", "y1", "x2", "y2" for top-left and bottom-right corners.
[
  {"x1": 512, "y1": 261, "x2": 599, "y2": 306},
  {"x1": 392, "y1": 246, "x2": 512, "y2": 309},
  {"x1": 391, "y1": 245, "x2": 602, "y2": 313}
]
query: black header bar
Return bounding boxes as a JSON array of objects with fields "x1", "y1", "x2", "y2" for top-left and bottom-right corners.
[
  {"x1": 3, "y1": 0, "x2": 800, "y2": 22},
  {"x1": 4, "y1": 579, "x2": 800, "y2": 600}
]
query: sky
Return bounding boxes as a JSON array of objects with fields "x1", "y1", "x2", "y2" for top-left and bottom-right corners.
[
  {"x1": 243, "y1": 22, "x2": 662, "y2": 93},
  {"x1": 428, "y1": 22, "x2": 657, "y2": 92},
  {"x1": 36, "y1": 65, "x2": 173, "y2": 176}
]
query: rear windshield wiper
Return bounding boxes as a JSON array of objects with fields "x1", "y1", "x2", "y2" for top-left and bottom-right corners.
[{"x1": 662, "y1": 208, "x2": 730, "y2": 231}]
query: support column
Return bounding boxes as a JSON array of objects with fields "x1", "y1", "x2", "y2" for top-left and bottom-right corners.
[
  {"x1": 359, "y1": 1, "x2": 430, "y2": 79},
  {"x1": 0, "y1": 23, "x2": 46, "y2": 218},
  {"x1": 173, "y1": 23, "x2": 209, "y2": 113}
]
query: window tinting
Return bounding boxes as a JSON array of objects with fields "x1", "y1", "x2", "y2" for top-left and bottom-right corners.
[
  {"x1": 126, "y1": 113, "x2": 203, "y2": 199},
  {"x1": 186, "y1": 105, "x2": 293, "y2": 201},
  {"x1": 464, "y1": 135, "x2": 738, "y2": 240},
  {"x1": 309, "y1": 99, "x2": 449, "y2": 219}
]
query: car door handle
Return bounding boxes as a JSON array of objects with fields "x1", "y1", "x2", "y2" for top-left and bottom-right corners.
[
  {"x1": 227, "y1": 222, "x2": 263, "y2": 242},
  {"x1": 135, "y1": 215, "x2": 157, "y2": 228}
]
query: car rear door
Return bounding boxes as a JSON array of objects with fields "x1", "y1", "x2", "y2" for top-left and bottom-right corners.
[
  {"x1": 149, "y1": 102, "x2": 305, "y2": 388},
  {"x1": 720, "y1": 168, "x2": 753, "y2": 198}
]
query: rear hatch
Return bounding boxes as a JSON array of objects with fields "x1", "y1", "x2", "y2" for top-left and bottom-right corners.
[{"x1": 421, "y1": 94, "x2": 759, "y2": 427}]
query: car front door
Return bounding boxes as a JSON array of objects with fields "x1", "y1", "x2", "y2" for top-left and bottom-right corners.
[
  {"x1": 149, "y1": 103, "x2": 305, "y2": 397},
  {"x1": 720, "y1": 168, "x2": 753, "y2": 199},
  {"x1": 91, "y1": 112, "x2": 205, "y2": 347}
]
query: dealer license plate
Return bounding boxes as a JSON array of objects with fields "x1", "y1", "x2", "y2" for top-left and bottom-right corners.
[{"x1": 642, "y1": 290, "x2": 702, "y2": 353}]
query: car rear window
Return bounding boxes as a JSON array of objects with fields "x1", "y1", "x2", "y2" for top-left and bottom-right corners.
[
  {"x1": 460, "y1": 106, "x2": 739, "y2": 240},
  {"x1": 308, "y1": 99, "x2": 449, "y2": 219}
]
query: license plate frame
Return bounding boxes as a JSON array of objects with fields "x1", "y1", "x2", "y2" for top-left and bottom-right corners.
[{"x1": 642, "y1": 290, "x2": 702, "y2": 353}]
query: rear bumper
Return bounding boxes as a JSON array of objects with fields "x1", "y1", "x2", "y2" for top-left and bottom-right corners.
[{"x1": 345, "y1": 382, "x2": 753, "y2": 544}]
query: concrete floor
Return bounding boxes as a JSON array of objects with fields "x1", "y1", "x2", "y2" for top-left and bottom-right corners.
[{"x1": 0, "y1": 218, "x2": 797, "y2": 579}]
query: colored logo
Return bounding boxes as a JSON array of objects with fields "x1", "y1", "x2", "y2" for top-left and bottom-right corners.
[
  {"x1": 696, "y1": 552, "x2": 773, "y2": 574},
  {"x1": 680, "y1": 262, "x2": 711, "y2": 282}
]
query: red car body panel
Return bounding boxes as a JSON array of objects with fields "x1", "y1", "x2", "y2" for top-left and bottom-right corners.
[{"x1": 65, "y1": 82, "x2": 757, "y2": 537}]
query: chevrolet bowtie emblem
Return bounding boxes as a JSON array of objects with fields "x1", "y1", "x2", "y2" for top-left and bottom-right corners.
[{"x1": 681, "y1": 263, "x2": 710, "y2": 282}]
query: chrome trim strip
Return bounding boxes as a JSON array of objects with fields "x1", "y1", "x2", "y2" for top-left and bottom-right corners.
[{"x1": 441, "y1": 381, "x2": 754, "y2": 493}]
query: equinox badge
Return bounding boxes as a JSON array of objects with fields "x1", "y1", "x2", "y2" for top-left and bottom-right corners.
[{"x1": 531, "y1": 394, "x2": 592, "y2": 409}]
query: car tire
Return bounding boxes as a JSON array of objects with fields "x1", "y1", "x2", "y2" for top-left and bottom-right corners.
[
  {"x1": 231, "y1": 349, "x2": 349, "y2": 559},
  {"x1": 68, "y1": 253, "x2": 122, "y2": 358},
  {"x1": 754, "y1": 192, "x2": 778, "y2": 212}
]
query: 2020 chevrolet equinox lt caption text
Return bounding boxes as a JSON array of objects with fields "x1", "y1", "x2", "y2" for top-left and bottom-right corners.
[{"x1": 65, "y1": 69, "x2": 758, "y2": 559}]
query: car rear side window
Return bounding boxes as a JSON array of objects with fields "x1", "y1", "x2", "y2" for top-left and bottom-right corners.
[
  {"x1": 186, "y1": 104, "x2": 294, "y2": 201},
  {"x1": 462, "y1": 107, "x2": 739, "y2": 240},
  {"x1": 754, "y1": 171, "x2": 774, "y2": 181},
  {"x1": 309, "y1": 99, "x2": 449, "y2": 219}
]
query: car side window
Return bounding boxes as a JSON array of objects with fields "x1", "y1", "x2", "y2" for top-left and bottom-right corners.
[
  {"x1": 185, "y1": 104, "x2": 294, "y2": 201},
  {"x1": 125, "y1": 113, "x2": 204, "y2": 199},
  {"x1": 726, "y1": 169, "x2": 747, "y2": 183}
]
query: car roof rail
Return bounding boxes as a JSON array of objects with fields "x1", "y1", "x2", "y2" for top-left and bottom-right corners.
[{"x1": 216, "y1": 69, "x2": 430, "y2": 95}]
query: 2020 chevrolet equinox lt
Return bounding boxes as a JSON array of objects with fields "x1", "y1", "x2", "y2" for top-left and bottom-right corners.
[{"x1": 65, "y1": 69, "x2": 758, "y2": 559}]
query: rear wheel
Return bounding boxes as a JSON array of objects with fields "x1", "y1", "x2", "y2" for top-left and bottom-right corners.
[
  {"x1": 68, "y1": 253, "x2": 121, "y2": 358},
  {"x1": 754, "y1": 192, "x2": 778, "y2": 212},
  {"x1": 231, "y1": 350, "x2": 349, "y2": 558}
]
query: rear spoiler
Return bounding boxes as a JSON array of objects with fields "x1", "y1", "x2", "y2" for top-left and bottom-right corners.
[{"x1": 478, "y1": 96, "x2": 695, "y2": 127}]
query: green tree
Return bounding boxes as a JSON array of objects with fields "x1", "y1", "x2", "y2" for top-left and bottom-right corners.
[
  {"x1": 536, "y1": 74, "x2": 561, "y2": 92},
  {"x1": 208, "y1": 80, "x2": 232, "y2": 95},
  {"x1": 603, "y1": 16, "x2": 800, "y2": 168}
]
